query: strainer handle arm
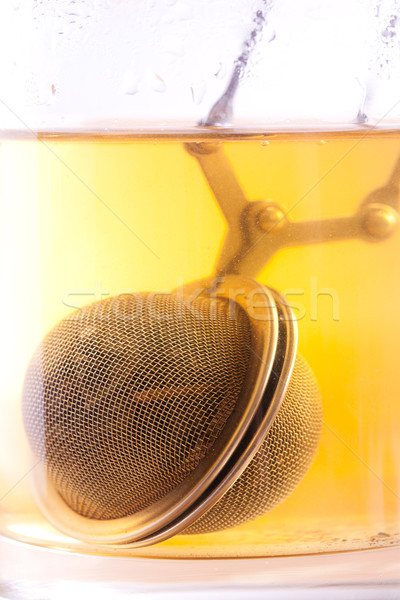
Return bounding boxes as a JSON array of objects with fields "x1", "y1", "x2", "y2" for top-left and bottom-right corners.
[
  {"x1": 184, "y1": 142, "x2": 248, "y2": 225},
  {"x1": 185, "y1": 142, "x2": 400, "y2": 279},
  {"x1": 226, "y1": 206, "x2": 399, "y2": 278}
]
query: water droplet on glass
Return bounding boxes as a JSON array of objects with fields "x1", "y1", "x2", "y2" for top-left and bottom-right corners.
[
  {"x1": 26, "y1": 77, "x2": 54, "y2": 106},
  {"x1": 214, "y1": 62, "x2": 227, "y2": 80},
  {"x1": 190, "y1": 80, "x2": 206, "y2": 105},
  {"x1": 381, "y1": 27, "x2": 396, "y2": 43},
  {"x1": 146, "y1": 72, "x2": 167, "y2": 93},
  {"x1": 122, "y1": 72, "x2": 139, "y2": 95},
  {"x1": 381, "y1": 15, "x2": 398, "y2": 43}
]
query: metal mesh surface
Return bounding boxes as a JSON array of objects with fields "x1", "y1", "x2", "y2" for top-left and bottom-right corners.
[
  {"x1": 23, "y1": 292, "x2": 321, "y2": 534},
  {"x1": 183, "y1": 354, "x2": 322, "y2": 534}
]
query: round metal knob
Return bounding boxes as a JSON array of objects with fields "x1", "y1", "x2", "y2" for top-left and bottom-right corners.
[
  {"x1": 361, "y1": 203, "x2": 399, "y2": 241},
  {"x1": 257, "y1": 203, "x2": 287, "y2": 233}
]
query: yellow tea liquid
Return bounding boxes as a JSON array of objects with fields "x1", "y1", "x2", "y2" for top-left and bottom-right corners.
[{"x1": 0, "y1": 129, "x2": 399, "y2": 557}]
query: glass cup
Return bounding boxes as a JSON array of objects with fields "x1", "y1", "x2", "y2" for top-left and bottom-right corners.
[{"x1": 0, "y1": 0, "x2": 400, "y2": 560}]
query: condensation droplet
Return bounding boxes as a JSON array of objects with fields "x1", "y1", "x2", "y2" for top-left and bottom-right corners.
[
  {"x1": 122, "y1": 72, "x2": 139, "y2": 96},
  {"x1": 381, "y1": 26, "x2": 397, "y2": 43},
  {"x1": 262, "y1": 21, "x2": 276, "y2": 44},
  {"x1": 190, "y1": 80, "x2": 206, "y2": 105},
  {"x1": 214, "y1": 62, "x2": 227, "y2": 80},
  {"x1": 146, "y1": 72, "x2": 167, "y2": 93},
  {"x1": 26, "y1": 77, "x2": 54, "y2": 107}
]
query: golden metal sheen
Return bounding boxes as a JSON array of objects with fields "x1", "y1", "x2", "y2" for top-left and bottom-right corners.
[
  {"x1": 185, "y1": 142, "x2": 400, "y2": 278},
  {"x1": 23, "y1": 277, "x2": 321, "y2": 546}
]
